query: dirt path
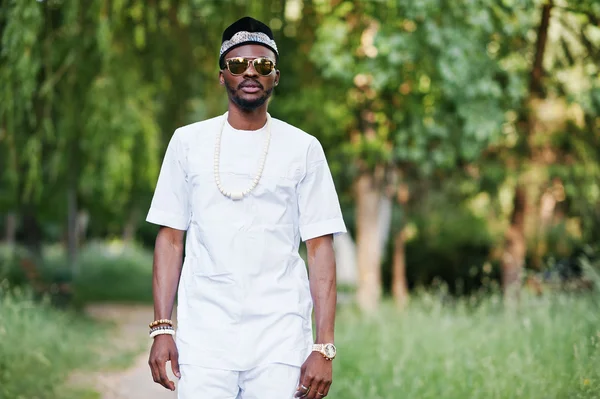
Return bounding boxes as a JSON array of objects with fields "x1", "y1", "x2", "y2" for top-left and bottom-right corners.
[{"x1": 69, "y1": 304, "x2": 178, "y2": 399}]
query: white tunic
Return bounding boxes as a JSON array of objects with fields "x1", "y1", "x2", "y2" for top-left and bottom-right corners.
[{"x1": 146, "y1": 113, "x2": 347, "y2": 371}]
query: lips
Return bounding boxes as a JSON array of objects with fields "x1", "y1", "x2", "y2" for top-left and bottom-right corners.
[{"x1": 239, "y1": 80, "x2": 263, "y2": 94}]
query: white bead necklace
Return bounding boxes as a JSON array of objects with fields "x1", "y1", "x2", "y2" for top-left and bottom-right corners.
[{"x1": 214, "y1": 112, "x2": 271, "y2": 201}]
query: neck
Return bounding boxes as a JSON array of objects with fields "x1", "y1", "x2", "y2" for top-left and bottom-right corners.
[{"x1": 227, "y1": 103, "x2": 268, "y2": 130}]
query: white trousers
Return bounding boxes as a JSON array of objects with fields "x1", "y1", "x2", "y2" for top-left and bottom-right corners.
[{"x1": 177, "y1": 363, "x2": 301, "y2": 399}]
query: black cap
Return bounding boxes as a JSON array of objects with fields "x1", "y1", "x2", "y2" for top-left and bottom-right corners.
[{"x1": 219, "y1": 16, "x2": 279, "y2": 69}]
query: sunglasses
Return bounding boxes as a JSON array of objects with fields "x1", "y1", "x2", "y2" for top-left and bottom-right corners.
[{"x1": 224, "y1": 57, "x2": 276, "y2": 76}]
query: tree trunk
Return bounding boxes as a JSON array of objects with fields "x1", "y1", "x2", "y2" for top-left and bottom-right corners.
[
  {"x1": 21, "y1": 207, "x2": 43, "y2": 260},
  {"x1": 122, "y1": 207, "x2": 139, "y2": 244},
  {"x1": 355, "y1": 173, "x2": 383, "y2": 312},
  {"x1": 77, "y1": 210, "x2": 89, "y2": 247},
  {"x1": 392, "y1": 182, "x2": 410, "y2": 308},
  {"x1": 502, "y1": 184, "x2": 527, "y2": 299},
  {"x1": 20, "y1": 206, "x2": 44, "y2": 291},
  {"x1": 378, "y1": 195, "x2": 392, "y2": 254},
  {"x1": 67, "y1": 185, "x2": 78, "y2": 275},
  {"x1": 333, "y1": 232, "x2": 357, "y2": 287},
  {"x1": 528, "y1": 2, "x2": 552, "y2": 97},
  {"x1": 501, "y1": 1, "x2": 552, "y2": 301},
  {"x1": 532, "y1": 184, "x2": 558, "y2": 268},
  {"x1": 392, "y1": 227, "x2": 409, "y2": 309},
  {"x1": 4, "y1": 212, "x2": 17, "y2": 245}
]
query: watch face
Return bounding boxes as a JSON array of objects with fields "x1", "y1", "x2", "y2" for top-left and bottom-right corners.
[{"x1": 324, "y1": 343, "x2": 336, "y2": 358}]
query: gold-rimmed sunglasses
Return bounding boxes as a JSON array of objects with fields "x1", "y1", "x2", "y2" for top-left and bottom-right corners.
[{"x1": 224, "y1": 57, "x2": 276, "y2": 76}]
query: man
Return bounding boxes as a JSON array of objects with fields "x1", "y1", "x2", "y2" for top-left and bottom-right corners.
[{"x1": 146, "y1": 16, "x2": 346, "y2": 399}]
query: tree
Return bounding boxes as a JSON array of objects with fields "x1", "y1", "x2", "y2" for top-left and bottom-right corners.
[
  {"x1": 501, "y1": 0, "x2": 600, "y2": 300},
  {"x1": 311, "y1": 0, "x2": 535, "y2": 310},
  {"x1": 0, "y1": 0, "x2": 161, "y2": 271}
]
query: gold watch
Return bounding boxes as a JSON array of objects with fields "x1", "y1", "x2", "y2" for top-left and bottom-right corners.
[{"x1": 312, "y1": 343, "x2": 336, "y2": 360}]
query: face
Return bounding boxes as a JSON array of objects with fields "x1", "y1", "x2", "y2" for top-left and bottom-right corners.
[{"x1": 219, "y1": 44, "x2": 280, "y2": 111}]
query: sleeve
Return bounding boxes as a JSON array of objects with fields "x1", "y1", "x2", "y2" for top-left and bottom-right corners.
[
  {"x1": 146, "y1": 130, "x2": 191, "y2": 231},
  {"x1": 297, "y1": 138, "x2": 347, "y2": 241}
]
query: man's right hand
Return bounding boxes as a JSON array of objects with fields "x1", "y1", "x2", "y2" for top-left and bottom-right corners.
[{"x1": 148, "y1": 334, "x2": 180, "y2": 391}]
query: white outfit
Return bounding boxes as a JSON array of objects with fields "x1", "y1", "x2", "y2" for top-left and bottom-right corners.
[
  {"x1": 146, "y1": 113, "x2": 346, "y2": 394},
  {"x1": 178, "y1": 363, "x2": 300, "y2": 399}
]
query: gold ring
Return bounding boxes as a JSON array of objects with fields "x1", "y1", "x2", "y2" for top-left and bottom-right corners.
[{"x1": 317, "y1": 393, "x2": 325, "y2": 397}]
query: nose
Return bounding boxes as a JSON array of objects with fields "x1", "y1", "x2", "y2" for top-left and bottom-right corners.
[{"x1": 243, "y1": 61, "x2": 259, "y2": 77}]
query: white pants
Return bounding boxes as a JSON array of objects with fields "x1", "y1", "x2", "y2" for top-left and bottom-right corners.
[{"x1": 177, "y1": 363, "x2": 301, "y2": 399}]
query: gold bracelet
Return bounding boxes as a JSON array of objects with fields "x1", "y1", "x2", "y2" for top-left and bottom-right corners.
[{"x1": 149, "y1": 319, "x2": 173, "y2": 328}]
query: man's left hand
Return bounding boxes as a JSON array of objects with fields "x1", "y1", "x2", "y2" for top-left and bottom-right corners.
[{"x1": 294, "y1": 352, "x2": 332, "y2": 398}]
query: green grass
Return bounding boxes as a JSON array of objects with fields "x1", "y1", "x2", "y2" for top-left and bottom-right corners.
[
  {"x1": 0, "y1": 285, "x2": 111, "y2": 399},
  {"x1": 330, "y1": 293, "x2": 600, "y2": 399},
  {"x1": 3, "y1": 242, "x2": 600, "y2": 398}
]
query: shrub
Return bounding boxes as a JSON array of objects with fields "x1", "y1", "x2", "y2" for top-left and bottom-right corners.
[{"x1": 45, "y1": 241, "x2": 154, "y2": 305}]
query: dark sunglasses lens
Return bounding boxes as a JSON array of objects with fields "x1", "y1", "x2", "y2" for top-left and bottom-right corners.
[
  {"x1": 228, "y1": 60, "x2": 248, "y2": 75},
  {"x1": 254, "y1": 58, "x2": 275, "y2": 75}
]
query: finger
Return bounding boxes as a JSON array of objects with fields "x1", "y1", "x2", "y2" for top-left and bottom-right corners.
[
  {"x1": 170, "y1": 349, "x2": 181, "y2": 379},
  {"x1": 294, "y1": 384, "x2": 308, "y2": 398},
  {"x1": 298, "y1": 374, "x2": 315, "y2": 399},
  {"x1": 307, "y1": 377, "x2": 323, "y2": 399},
  {"x1": 294, "y1": 375, "x2": 313, "y2": 398},
  {"x1": 149, "y1": 357, "x2": 160, "y2": 384},
  {"x1": 295, "y1": 386, "x2": 310, "y2": 398},
  {"x1": 156, "y1": 359, "x2": 175, "y2": 391},
  {"x1": 316, "y1": 379, "x2": 331, "y2": 398},
  {"x1": 313, "y1": 380, "x2": 328, "y2": 399},
  {"x1": 294, "y1": 367, "x2": 307, "y2": 398},
  {"x1": 321, "y1": 380, "x2": 332, "y2": 397}
]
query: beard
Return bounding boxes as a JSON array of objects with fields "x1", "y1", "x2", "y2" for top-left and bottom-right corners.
[{"x1": 225, "y1": 80, "x2": 273, "y2": 111}]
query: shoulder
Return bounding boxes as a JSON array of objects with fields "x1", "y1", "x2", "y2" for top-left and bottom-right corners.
[
  {"x1": 173, "y1": 114, "x2": 223, "y2": 144},
  {"x1": 270, "y1": 117, "x2": 329, "y2": 176},
  {"x1": 270, "y1": 117, "x2": 323, "y2": 153}
]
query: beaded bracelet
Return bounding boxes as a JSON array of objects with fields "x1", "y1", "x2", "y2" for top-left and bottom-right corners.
[
  {"x1": 149, "y1": 319, "x2": 173, "y2": 328},
  {"x1": 150, "y1": 329, "x2": 176, "y2": 339},
  {"x1": 149, "y1": 325, "x2": 174, "y2": 335},
  {"x1": 149, "y1": 326, "x2": 174, "y2": 332}
]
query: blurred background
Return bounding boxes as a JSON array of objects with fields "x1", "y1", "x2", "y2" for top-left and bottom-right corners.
[{"x1": 1, "y1": 1, "x2": 600, "y2": 398}]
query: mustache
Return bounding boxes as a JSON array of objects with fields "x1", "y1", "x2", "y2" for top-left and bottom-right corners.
[{"x1": 238, "y1": 79, "x2": 263, "y2": 90}]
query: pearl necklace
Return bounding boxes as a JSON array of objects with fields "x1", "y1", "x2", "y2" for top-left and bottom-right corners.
[{"x1": 214, "y1": 113, "x2": 271, "y2": 201}]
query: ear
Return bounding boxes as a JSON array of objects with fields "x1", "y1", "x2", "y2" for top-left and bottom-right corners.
[
  {"x1": 274, "y1": 70, "x2": 280, "y2": 86},
  {"x1": 219, "y1": 70, "x2": 225, "y2": 85}
]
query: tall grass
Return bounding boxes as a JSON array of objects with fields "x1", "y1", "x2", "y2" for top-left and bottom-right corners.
[
  {"x1": 331, "y1": 293, "x2": 600, "y2": 399},
  {"x1": 0, "y1": 285, "x2": 109, "y2": 399},
  {"x1": 3, "y1": 242, "x2": 600, "y2": 398}
]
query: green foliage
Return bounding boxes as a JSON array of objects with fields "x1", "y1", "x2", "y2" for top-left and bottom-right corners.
[
  {"x1": 0, "y1": 245, "x2": 27, "y2": 286},
  {"x1": 0, "y1": 242, "x2": 153, "y2": 305},
  {"x1": 0, "y1": 286, "x2": 108, "y2": 399},
  {"x1": 332, "y1": 294, "x2": 600, "y2": 398},
  {"x1": 0, "y1": 1, "x2": 44, "y2": 204},
  {"x1": 0, "y1": 0, "x2": 599, "y2": 291},
  {"x1": 310, "y1": 0, "x2": 536, "y2": 175},
  {"x1": 405, "y1": 198, "x2": 497, "y2": 294},
  {"x1": 44, "y1": 241, "x2": 155, "y2": 304}
]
